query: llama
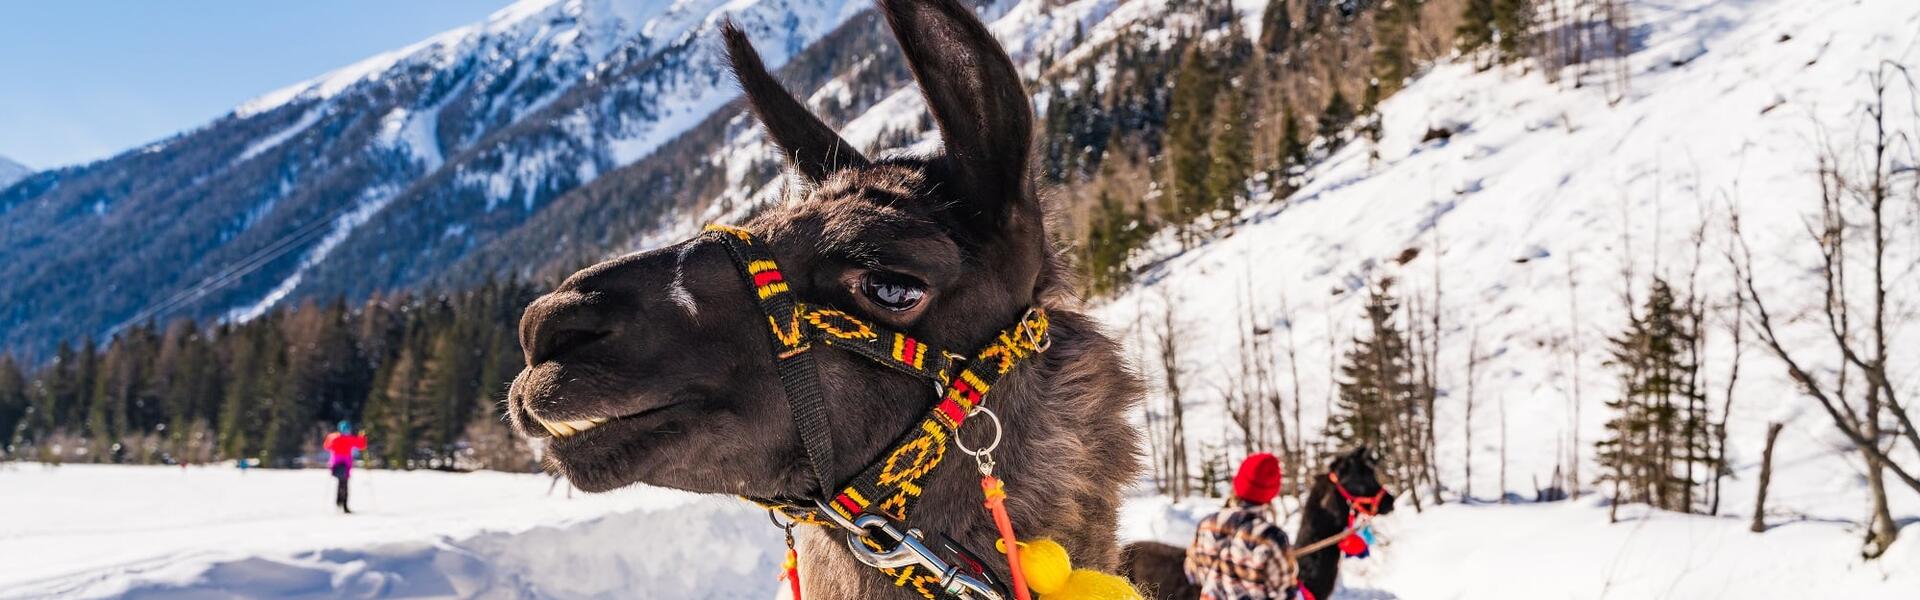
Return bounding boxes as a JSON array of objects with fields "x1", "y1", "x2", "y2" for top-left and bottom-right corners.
[
  {"x1": 1119, "y1": 448, "x2": 1397, "y2": 600},
  {"x1": 506, "y1": 1, "x2": 1144, "y2": 597}
]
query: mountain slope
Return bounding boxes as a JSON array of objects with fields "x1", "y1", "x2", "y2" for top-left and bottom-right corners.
[
  {"x1": 1098, "y1": 0, "x2": 1920, "y2": 520},
  {"x1": 0, "y1": 0, "x2": 868, "y2": 357},
  {"x1": 0, "y1": 155, "x2": 27, "y2": 190}
]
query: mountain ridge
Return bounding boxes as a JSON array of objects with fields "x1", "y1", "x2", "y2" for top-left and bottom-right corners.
[
  {"x1": 0, "y1": 0, "x2": 874, "y2": 358},
  {"x1": 0, "y1": 155, "x2": 27, "y2": 190}
]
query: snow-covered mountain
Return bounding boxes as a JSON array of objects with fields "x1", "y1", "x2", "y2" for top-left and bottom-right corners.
[
  {"x1": 0, "y1": 155, "x2": 28, "y2": 190},
  {"x1": 0, "y1": 0, "x2": 873, "y2": 356}
]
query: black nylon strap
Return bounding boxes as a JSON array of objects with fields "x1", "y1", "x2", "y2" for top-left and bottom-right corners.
[
  {"x1": 705, "y1": 226, "x2": 839, "y2": 494},
  {"x1": 703, "y1": 224, "x2": 1051, "y2": 599}
]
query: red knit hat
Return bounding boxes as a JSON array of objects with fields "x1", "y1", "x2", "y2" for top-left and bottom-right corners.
[{"x1": 1232, "y1": 453, "x2": 1283, "y2": 504}]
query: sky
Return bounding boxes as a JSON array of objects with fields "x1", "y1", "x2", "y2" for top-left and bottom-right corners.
[{"x1": 0, "y1": 0, "x2": 515, "y2": 170}]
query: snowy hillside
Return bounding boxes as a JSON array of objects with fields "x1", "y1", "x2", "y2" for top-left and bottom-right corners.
[
  {"x1": 0, "y1": 155, "x2": 28, "y2": 190},
  {"x1": 1100, "y1": 0, "x2": 1919, "y2": 532}
]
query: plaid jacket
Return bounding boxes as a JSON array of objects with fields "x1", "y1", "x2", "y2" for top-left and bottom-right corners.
[{"x1": 1183, "y1": 500, "x2": 1297, "y2": 600}]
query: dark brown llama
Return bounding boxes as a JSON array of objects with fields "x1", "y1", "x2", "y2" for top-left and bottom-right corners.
[
  {"x1": 506, "y1": 1, "x2": 1143, "y2": 597},
  {"x1": 1119, "y1": 448, "x2": 1396, "y2": 600}
]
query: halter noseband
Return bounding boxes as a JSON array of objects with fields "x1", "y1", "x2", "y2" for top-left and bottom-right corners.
[
  {"x1": 1328, "y1": 472, "x2": 1387, "y2": 517},
  {"x1": 704, "y1": 224, "x2": 1048, "y2": 598}
]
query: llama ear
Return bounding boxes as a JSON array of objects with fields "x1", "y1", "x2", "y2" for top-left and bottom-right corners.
[
  {"x1": 878, "y1": 0, "x2": 1034, "y2": 226},
  {"x1": 722, "y1": 21, "x2": 868, "y2": 183}
]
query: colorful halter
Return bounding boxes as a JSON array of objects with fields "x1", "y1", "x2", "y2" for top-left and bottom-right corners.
[
  {"x1": 703, "y1": 224, "x2": 1049, "y2": 599},
  {"x1": 1328, "y1": 472, "x2": 1386, "y2": 559}
]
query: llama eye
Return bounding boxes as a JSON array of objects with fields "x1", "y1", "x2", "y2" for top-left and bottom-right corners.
[{"x1": 860, "y1": 272, "x2": 927, "y2": 312}]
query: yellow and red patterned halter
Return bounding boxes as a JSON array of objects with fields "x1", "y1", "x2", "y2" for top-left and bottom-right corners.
[{"x1": 702, "y1": 224, "x2": 1049, "y2": 597}]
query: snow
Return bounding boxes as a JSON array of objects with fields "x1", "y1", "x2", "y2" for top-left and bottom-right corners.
[
  {"x1": 226, "y1": 184, "x2": 403, "y2": 323},
  {"x1": 602, "y1": 0, "x2": 868, "y2": 167},
  {"x1": 1126, "y1": 495, "x2": 1920, "y2": 599},
  {"x1": 10, "y1": 466, "x2": 1912, "y2": 599},
  {"x1": 1097, "y1": 0, "x2": 1920, "y2": 526},
  {"x1": 0, "y1": 154, "x2": 31, "y2": 189},
  {"x1": 235, "y1": 106, "x2": 324, "y2": 163},
  {"x1": 0, "y1": 464, "x2": 780, "y2": 599}
]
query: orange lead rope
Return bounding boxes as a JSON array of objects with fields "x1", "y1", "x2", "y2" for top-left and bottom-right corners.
[
  {"x1": 781, "y1": 547, "x2": 802, "y2": 600},
  {"x1": 982, "y1": 475, "x2": 1032, "y2": 600},
  {"x1": 772, "y1": 510, "x2": 803, "y2": 600}
]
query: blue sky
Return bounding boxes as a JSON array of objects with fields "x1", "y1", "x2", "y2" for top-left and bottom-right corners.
[{"x1": 0, "y1": 1, "x2": 513, "y2": 170}]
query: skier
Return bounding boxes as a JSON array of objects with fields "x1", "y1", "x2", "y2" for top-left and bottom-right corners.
[
  {"x1": 1185, "y1": 452, "x2": 1298, "y2": 600},
  {"x1": 323, "y1": 421, "x2": 367, "y2": 513}
]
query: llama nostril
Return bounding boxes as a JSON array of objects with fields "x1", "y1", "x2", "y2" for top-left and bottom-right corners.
[
  {"x1": 523, "y1": 293, "x2": 616, "y2": 365},
  {"x1": 529, "y1": 324, "x2": 611, "y2": 366}
]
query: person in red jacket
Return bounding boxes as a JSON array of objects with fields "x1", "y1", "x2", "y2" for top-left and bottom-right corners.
[{"x1": 323, "y1": 421, "x2": 367, "y2": 513}]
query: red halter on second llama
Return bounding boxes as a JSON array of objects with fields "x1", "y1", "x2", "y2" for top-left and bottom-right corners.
[{"x1": 1328, "y1": 472, "x2": 1384, "y2": 559}]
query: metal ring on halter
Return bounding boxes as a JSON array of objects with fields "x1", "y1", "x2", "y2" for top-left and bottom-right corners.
[
  {"x1": 954, "y1": 406, "x2": 1003, "y2": 458},
  {"x1": 1020, "y1": 308, "x2": 1050, "y2": 352}
]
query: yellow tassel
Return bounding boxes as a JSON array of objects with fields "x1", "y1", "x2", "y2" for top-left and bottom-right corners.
[
  {"x1": 1006, "y1": 538, "x2": 1142, "y2": 600},
  {"x1": 1052, "y1": 570, "x2": 1142, "y2": 600},
  {"x1": 1016, "y1": 539, "x2": 1073, "y2": 594}
]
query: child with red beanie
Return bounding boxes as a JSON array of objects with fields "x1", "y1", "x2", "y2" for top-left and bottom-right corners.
[{"x1": 1183, "y1": 452, "x2": 1297, "y2": 600}]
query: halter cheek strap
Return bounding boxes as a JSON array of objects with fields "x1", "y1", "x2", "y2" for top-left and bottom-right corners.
[
  {"x1": 704, "y1": 224, "x2": 1048, "y2": 597},
  {"x1": 1329, "y1": 472, "x2": 1386, "y2": 516}
]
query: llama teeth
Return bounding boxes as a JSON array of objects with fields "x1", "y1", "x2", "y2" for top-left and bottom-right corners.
[{"x1": 538, "y1": 416, "x2": 604, "y2": 438}]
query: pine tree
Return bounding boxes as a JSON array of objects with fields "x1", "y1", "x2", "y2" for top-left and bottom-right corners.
[
  {"x1": 0, "y1": 355, "x2": 27, "y2": 455},
  {"x1": 1331, "y1": 282, "x2": 1415, "y2": 450},
  {"x1": 1258, "y1": 0, "x2": 1293, "y2": 56},
  {"x1": 1318, "y1": 88, "x2": 1355, "y2": 147},
  {"x1": 1330, "y1": 280, "x2": 1435, "y2": 503},
  {"x1": 9, "y1": 276, "x2": 547, "y2": 469},
  {"x1": 368, "y1": 335, "x2": 429, "y2": 468},
  {"x1": 1166, "y1": 43, "x2": 1218, "y2": 243},
  {"x1": 1456, "y1": 0, "x2": 1499, "y2": 58},
  {"x1": 258, "y1": 334, "x2": 304, "y2": 467},
  {"x1": 1371, "y1": 0, "x2": 1420, "y2": 96},
  {"x1": 1276, "y1": 106, "x2": 1308, "y2": 194},
  {"x1": 1357, "y1": 81, "x2": 1387, "y2": 165},
  {"x1": 217, "y1": 326, "x2": 265, "y2": 461},
  {"x1": 1083, "y1": 190, "x2": 1148, "y2": 295},
  {"x1": 1204, "y1": 89, "x2": 1254, "y2": 218},
  {"x1": 1492, "y1": 0, "x2": 1535, "y2": 61},
  {"x1": 1597, "y1": 279, "x2": 1709, "y2": 513}
]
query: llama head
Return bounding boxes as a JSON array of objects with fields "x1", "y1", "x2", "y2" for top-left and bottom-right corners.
[
  {"x1": 1329, "y1": 446, "x2": 1398, "y2": 514},
  {"x1": 507, "y1": 0, "x2": 1044, "y2": 496}
]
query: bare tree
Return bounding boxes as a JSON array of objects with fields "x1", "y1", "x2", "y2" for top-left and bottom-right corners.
[
  {"x1": 1565, "y1": 253, "x2": 1587, "y2": 499},
  {"x1": 1711, "y1": 204, "x2": 1748, "y2": 516},
  {"x1": 1281, "y1": 291, "x2": 1308, "y2": 488},
  {"x1": 1155, "y1": 289, "x2": 1193, "y2": 498},
  {"x1": 1499, "y1": 389, "x2": 1509, "y2": 504},
  {"x1": 1731, "y1": 64, "x2": 1920, "y2": 558},
  {"x1": 1464, "y1": 326, "x2": 1484, "y2": 501},
  {"x1": 1750, "y1": 422, "x2": 1784, "y2": 533}
]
